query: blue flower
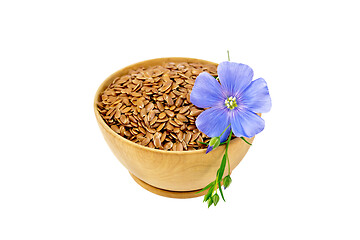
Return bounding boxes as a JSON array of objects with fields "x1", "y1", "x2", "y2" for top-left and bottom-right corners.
[{"x1": 190, "y1": 61, "x2": 272, "y2": 145}]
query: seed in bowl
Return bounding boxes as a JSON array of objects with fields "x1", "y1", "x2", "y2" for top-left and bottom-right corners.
[{"x1": 97, "y1": 62, "x2": 218, "y2": 151}]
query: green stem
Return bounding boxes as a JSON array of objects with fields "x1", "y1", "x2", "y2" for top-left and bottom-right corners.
[
  {"x1": 225, "y1": 131, "x2": 233, "y2": 175},
  {"x1": 227, "y1": 50, "x2": 230, "y2": 61},
  {"x1": 219, "y1": 124, "x2": 231, "y2": 138}
]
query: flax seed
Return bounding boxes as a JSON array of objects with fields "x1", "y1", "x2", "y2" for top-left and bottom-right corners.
[{"x1": 97, "y1": 61, "x2": 218, "y2": 151}]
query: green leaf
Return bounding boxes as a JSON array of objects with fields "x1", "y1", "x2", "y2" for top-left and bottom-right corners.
[
  {"x1": 197, "y1": 181, "x2": 214, "y2": 194},
  {"x1": 240, "y1": 137, "x2": 252, "y2": 145},
  {"x1": 218, "y1": 180, "x2": 226, "y2": 202},
  {"x1": 217, "y1": 154, "x2": 227, "y2": 184},
  {"x1": 198, "y1": 141, "x2": 209, "y2": 145},
  {"x1": 203, "y1": 185, "x2": 215, "y2": 202},
  {"x1": 212, "y1": 193, "x2": 220, "y2": 206}
]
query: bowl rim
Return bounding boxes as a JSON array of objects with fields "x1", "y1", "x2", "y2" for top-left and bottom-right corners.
[{"x1": 94, "y1": 57, "x2": 235, "y2": 155}]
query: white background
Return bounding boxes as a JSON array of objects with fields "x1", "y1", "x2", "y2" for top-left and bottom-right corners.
[{"x1": 1, "y1": 0, "x2": 359, "y2": 239}]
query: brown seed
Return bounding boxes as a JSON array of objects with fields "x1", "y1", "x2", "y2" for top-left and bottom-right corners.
[
  {"x1": 164, "y1": 141, "x2": 173, "y2": 150},
  {"x1": 162, "y1": 74, "x2": 171, "y2": 82},
  {"x1": 163, "y1": 94, "x2": 174, "y2": 106},
  {"x1": 187, "y1": 124, "x2": 196, "y2": 130},
  {"x1": 146, "y1": 126, "x2": 157, "y2": 134},
  {"x1": 123, "y1": 107, "x2": 132, "y2": 113},
  {"x1": 176, "y1": 113, "x2": 188, "y2": 122},
  {"x1": 118, "y1": 75, "x2": 130, "y2": 84},
  {"x1": 129, "y1": 116, "x2": 137, "y2": 123},
  {"x1": 156, "y1": 102, "x2": 164, "y2": 111},
  {"x1": 110, "y1": 125, "x2": 120, "y2": 133},
  {"x1": 106, "y1": 107, "x2": 115, "y2": 116},
  {"x1": 145, "y1": 102, "x2": 154, "y2": 112},
  {"x1": 156, "y1": 122, "x2": 166, "y2": 132},
  {"x1": 138, "y1": 127, "x2": 146, "y2": 134},
  {"x1": 156, "y1": 117, "x2": 168, "y2": 123},
  {"x1": 148, "y1": 141, "x2": 155, "y2": 148},
  {"x1": 176, "y1": 142, "x2": 183, "y2": 151},
  {"x1": 114, "y1": 109, "x2": 121, "y2": 119},
  {"x1": 131, "y1": 92, "x2": 142, "y2": 97},
  {"x1": 190, "y1": 108, "x2": 202, "y2": 116},
  {"x1": 191, "y1": 132, "x2": 200, "y2": 142},
  {"x1": 172, "y1": 142, "x2": 177, "y2": 151},
  {"x1": 136, "y1": 133, "x2": 145, "y2": 141},
  {"x1": 184, "y1": 132, "x2": 192, "y2": 144},
  {"x1": 174, "y1": 118, "x2": 184, "y2": 126},
  {"x1": 153, "y1": 132, "x2": 162, "y2": 148},
  {"x1": 166, "y1": 123, "x2": 174, "y2": 131},
  {"x1": 140, "y1": 108, "x2": 147, "y2": 118},
  {"x1": 160, "y1": 81, "x2": 172, "y2": 92},
  {"x1": 175, "y1": 97, "x2": 183, "y2": 107},
  {"x1": 150, "y1": 116, "x2": 158, "y2": 125},
  {"x1": 169, "y1": 119, "x2": 180, "y2": 127},
  {"x1": 147, "y1": 110, "x2": 156, "y2": 122},
  {"x1": 136, "y1": 98, "x2": 144, "y2": 108},
  {"x1": 159, "y1": 112, "x2": 166, "y2": 119},
  {"x1": 129, "y1": 128, "x2": 138, "y2": 135},
  {"x1": 133, "y1": 82, "x2": 142, "y2": 92},
  {"x1": 179, "y1": 105, "x2": 190, "y2": 114},
  {"x1": 192, "y1": 69, "x2": 203, "y2": 75},
  {"x1": 165, "y1": 110, "x2": 175, "y2": 118},
  {"x1": 170, "y1": 132, "x2": 177, "y2": 139},
  {"x1": 145, "y1": 132, "x2": 153, "y2": 139},
  {"x1": 181, "y1": 140, "x2": 188, "y2": 150},
  {"x1": 120, "y1": 115, "x2": 127, "y2": 124},
  {"x1": 160, "y1": 131, "x2": 167, "y2": 142},
  {"x1": 177, "y1": 131, "x2": 184, "y2": 142}
]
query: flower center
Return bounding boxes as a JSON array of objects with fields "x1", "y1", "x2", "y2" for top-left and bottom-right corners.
[{"x1": 225, "y1": 96, "x2": 238, "y2": 110}]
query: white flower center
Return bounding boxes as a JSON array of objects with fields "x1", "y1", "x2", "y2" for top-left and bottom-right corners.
[{"x1": 225, "y1": 96, "x2": 237, "y2": 110}]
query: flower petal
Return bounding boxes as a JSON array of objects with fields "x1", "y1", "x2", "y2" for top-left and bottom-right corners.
[
  {"x1": 241, "y1": 78, "x2": 272, "y2": 113},
  {"x1": 195, "y1": 107, "x2": 230, "y2": 138},
  {"x1": 190, "y1": 72, "x2": 225, "y2": 108},
  {"x1": 217, "y1": 61, "x2": 254, "y2": 97},
  {"x1": 230, "y1": 109, "x2": 265, "y2": 138}
]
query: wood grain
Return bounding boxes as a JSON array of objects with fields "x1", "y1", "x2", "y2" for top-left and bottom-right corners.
[{"x1": 94, "y1": 57, "x2": 256, "y2": 193}]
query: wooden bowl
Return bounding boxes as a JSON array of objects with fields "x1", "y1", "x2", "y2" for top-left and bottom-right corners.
[{"x1": 94, "y1": 57, "x2": 256, "y2": 198}]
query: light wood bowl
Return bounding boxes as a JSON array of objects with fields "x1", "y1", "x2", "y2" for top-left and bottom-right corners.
[{"x1": 94, "y1": 57, "x2": 256, "y2": 198}]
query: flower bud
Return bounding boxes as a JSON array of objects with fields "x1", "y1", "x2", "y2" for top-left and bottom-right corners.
[
  {"x1": 207, "y1": 197, "x2": 213, "y2": 208},
  {"x1": 205, "y1": 145, "x2": 213, "y2": 154},
  {"x1": 206, "y1": 137, "x2": 221, "y2": 154},
  {"x1": 223, "y1": 175, "x2": 232, "y2": 189},
  {"x1": 212, "y1": 193, "x2": 220, "y2": 206},
  {"x1": 209, "y1": 137, "x2": 220, "y2": 148}
]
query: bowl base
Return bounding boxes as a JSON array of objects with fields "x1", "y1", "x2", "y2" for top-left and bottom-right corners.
[{"x1": 129, "y1": 172, "x2": 205, "y2": 199}]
